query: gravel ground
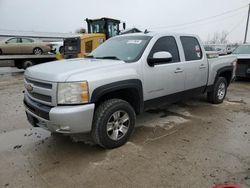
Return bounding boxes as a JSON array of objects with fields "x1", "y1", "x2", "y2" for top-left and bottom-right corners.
[{"x1": 0, "y1": 69, "x2": 249, "y2": 188}]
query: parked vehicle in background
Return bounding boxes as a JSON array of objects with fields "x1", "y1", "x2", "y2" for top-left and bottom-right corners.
[
  {"x1": 0, "y1": 54, "x2": 56, "y2": 69},
  {"x1": 227, "y1": 46, "x2": 234, "y2": 54},
  {"x1": 232, "y1": 44, "x2": 250, "y2": 78},
  {"x1": 211, "y1": 44, "x2": 228, "y2": 55},
  {"x1": 49, "y1": 41, "x2": 64, "y2": 60},
  {"x1": 64, "y1": 17, "x2": 124, "y2": 59},
  {"x1": 23, "y1": 32, "x2": 237, "y2": 149},
  {"x1": 0, "y1": 37, "x2": 52, "y2": 55},
  {"x1": 204, "y1": 45, "x2": 216, "y2": 52},
  {"x1": 205, "y1": 44, "x2": 235, "y2": 55}
]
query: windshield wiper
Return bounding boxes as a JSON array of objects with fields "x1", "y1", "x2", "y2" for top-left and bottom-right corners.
[{"x1": 95, "y1": 56, "x2": 121, "y2": 60}]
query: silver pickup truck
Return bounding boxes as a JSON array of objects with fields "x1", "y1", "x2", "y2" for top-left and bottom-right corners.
[{"x1": 24, "y1": 32, "x2": 237, "y2": 149}]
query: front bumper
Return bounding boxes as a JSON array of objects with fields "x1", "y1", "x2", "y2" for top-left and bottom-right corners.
[{"x1": 24, "y1": 95, "x2": 95, "y2": 134}]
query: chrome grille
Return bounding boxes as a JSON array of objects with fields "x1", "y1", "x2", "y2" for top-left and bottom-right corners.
[
  {"x1": 25, "y1": 78, "x2": 52, "y2": 89},
  {"x1": 29, "y1": 92, "x2": 52, "y2": 102},
  {"x1": 24, "y1": 77, "x2": 57, "y2": 106}
]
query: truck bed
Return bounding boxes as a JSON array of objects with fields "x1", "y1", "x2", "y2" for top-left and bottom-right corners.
[{"x1": 207, "y1": 54, "x2": 237, "y2": 86}]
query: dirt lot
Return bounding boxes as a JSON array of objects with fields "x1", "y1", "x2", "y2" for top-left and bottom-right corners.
[{"x1": 0, "y1": 68, "x2": 249, "y2": 188}]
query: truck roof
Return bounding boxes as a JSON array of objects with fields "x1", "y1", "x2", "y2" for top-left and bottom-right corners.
[{"x1": 118, "y1": 31, "x2": 200, "y2": 39}]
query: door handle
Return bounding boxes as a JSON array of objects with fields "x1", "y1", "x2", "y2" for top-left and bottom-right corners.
[
  {"x1": 174, "y1": 68, "x2": 183, "y2": 73},
  {"x1": 199, "y1": 64, "x2": 206, "y2": 69}
]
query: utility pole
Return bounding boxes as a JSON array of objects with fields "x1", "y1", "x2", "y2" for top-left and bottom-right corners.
[{"x1": 244, "y1": 3, "x2": 250, "y2": 43}]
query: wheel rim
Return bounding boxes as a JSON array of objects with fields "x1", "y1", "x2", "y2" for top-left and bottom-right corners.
[
  {"x1": 34, "y1": 48, "x2": 42, "y2": 55},
  {"x1": 217, "y1": 82, "x2": 226, "y2": 100},
  {"x1": 106, "y1": 110, "x2": 130, "y2": 141}
]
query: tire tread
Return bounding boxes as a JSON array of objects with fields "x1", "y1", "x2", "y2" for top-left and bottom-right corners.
[
  {"x1": 91, "y1": 99, "x2": 135, "y2": 149},
  {"x1": 207, "y1": 77, "x2": 227, "y2": 104}
]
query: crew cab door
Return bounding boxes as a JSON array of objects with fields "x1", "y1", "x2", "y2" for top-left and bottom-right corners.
[
  {"x1": 143, "y1": 36, "x2": 185, "y2": 101},
  {"x1": 180, "y1": 36, "x2": 208, "y2": 91}
]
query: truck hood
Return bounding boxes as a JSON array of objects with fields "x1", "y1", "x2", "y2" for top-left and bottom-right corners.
[{"x1": 25, "y1": 58, "x2": 126, "y2": 82}]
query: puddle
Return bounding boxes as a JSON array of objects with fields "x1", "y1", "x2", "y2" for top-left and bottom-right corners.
[
  {"x1": 226, "y1": 98, "x2": 247, "y2": 105},
  {"x1": 146, "y1": 106, "x2": 191, "y2": 119},
  {"x1": 90, "y1": 142, "x2": 142, "y2": 167},
  {"x1": 138, "y1": 105, "x2": 191, "y2": 129}
]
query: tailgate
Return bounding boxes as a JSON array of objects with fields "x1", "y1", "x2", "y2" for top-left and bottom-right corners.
[{"x1": 236, "y1": 58, "x2": 250, "y2": 77}]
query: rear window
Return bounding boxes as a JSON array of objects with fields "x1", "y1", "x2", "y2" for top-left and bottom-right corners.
[{"x1": 180, "y1": 36, "x2": 202, "y2": 61}]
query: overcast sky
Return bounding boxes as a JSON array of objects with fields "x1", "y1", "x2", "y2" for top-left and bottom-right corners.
[{"x1": 0, "y1": 0, "x2": 249, "y2": 42}]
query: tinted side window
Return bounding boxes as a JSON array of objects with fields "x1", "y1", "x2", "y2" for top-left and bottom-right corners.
[
  {"x1": 22, "y1": 38, "x2": 33, "y2": 43},
  {"x1": 149, "y1": 36, "x2": 180, "y2": 63},
  {"x1": 7, "y1": 38, "x2": 18, "y2": 43},
  {"x1": 180, "y1": 36, "x2": 202, "y2": 61}
]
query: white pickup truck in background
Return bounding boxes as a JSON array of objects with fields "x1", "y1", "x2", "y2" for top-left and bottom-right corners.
[
  {"x1": 232, "y1": 44, "x2": 250, "y2": 78},
  {"x1": 23, "y1": 32, "x2": 237, "y2": 149}
]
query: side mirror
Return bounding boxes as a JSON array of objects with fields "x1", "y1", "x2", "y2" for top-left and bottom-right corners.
[
  {"x1": 147, "y1": 51, "x2": 173, "y2": 67},
  {"x1": 5, "y1": 41, "x2": 9, "y2": 44},
  {"x1": 123, "y1": 22, "x2": 126, "y2": 30}
]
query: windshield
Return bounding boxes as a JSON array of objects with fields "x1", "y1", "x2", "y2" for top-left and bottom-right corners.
[
  {"x1": 89, "y1": 21, "x2": 105, "y2": 33},
  {"x1": 233, "y1": 45, "x2": 250, "y2": 54},
  {"x1": 89, "y1": 35, "x2": 152, "y2": 62}
]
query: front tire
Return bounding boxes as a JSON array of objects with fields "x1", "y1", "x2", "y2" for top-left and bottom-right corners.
[
  {"x1": 91, "y1": 99, "x2": 136, "y2": 149},
  {"x1": 207, "y1": 77, "x2": 228, "y2": 104},
  {"x1": 0, "y1": 49, "x2": 2, "y2": 55}
]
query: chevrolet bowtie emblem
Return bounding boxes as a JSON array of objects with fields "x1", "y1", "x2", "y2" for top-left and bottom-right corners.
[{"x1": 25, "y1": 83, "x2": 33, "y2": 92}]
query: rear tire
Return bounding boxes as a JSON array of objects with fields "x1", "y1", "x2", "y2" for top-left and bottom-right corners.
[
  {"x1": 91, "y1": 99, "x2": 136, "y2": 149},
  {"x1": 22, "y1": 60, "x2": 34, "y2": 69},
  {"x1": 0, "y1": 49, "x2": 2, "y2": 55},
  {"x1": 33, "y1": 48, "x2": 43, "y2": 55},
  {"x1": 207, "y1": 77, "x2": 228, "y2": 104}
]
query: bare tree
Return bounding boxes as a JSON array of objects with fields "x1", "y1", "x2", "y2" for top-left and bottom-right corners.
[
  {"x1": 219, "y1": 31, "x2": 229, "y2": 44},
  {"x1": 206, "y1": 31, "x2": 229, "y2": 44},
  {"x1": 211, "y1": 32, "x2": 220, "y2": 44}
]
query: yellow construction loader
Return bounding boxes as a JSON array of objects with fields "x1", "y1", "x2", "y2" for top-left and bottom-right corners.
[{"x1": 63, "y1": 17, "x2": 126, "y2": 59}]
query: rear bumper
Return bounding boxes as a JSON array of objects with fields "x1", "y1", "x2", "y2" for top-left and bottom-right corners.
[{"x1": 24, "y1": 96, "x2": 95, "y2": 134}]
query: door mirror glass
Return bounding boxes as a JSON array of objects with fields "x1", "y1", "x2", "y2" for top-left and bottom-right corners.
[{"x1": 148, "y1": 51, "x2": 173, "y2": 67}]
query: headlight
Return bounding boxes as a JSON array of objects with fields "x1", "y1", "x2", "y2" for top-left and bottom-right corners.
[{"x1": 57, "y1": 81, "x2": 89, "y2": 104}]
